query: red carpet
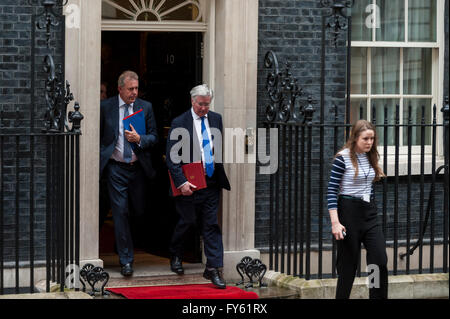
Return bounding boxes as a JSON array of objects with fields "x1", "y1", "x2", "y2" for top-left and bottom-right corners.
[{"x1": 107, "y1": 284, "x2": 259, "y2": 299}]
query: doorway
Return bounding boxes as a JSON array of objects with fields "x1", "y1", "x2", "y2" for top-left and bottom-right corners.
[{"x1": 99, "y1": 31, "x2": 204, "y2": 265}]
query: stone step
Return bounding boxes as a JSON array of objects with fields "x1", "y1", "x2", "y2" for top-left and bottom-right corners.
[
  {"x1": 106, "y1": 273, "x2": 210, "y2": 288},
  {"x1": 264, "y1": 271, "x2": 449, "y2": 299}
]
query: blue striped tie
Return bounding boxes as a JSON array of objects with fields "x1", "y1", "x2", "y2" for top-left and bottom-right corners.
[
  {"x1": 123, "y1": 104, "x2": 132, "y2": 163},
  {"x1": 201, "y1": 117, "x2": 214, "y2": 177}
]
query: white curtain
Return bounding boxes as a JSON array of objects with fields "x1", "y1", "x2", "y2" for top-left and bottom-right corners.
[
  {"x1": 350, "y1": 47, "x2": 367, "y2": 94},
  {"x1": 408, "y1": 0, "x2": 437, "y2": 42},
  {"x1": 371, "y1": 47, "x2": 400, "y2": 94},
  {"x1": 403, "y1": 98, "x2": 432, "y2": 145},
  {"x1": 373, "y1": 99, "x2": 398, "y2": 146},
  {"x1": 350, "y1": 99, "x2": 367, "y2": 124},
  {"x1": 403, "y1": 48, "x2": 432, "y2": 95},
  {"x1": 351, "y1": 0, "x2": 372, "y2": 41},
  {"x1": 376, "y1": 0, "x2": 405, "y2": 41}
]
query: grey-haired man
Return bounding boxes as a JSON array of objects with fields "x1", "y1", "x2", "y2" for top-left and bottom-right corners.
[
  {"x1": 166, "y1": 85, "x2": 230, "y2": 288},
  {"x1": 100, "y1": 71, "x2": 158, "y2": 276}
]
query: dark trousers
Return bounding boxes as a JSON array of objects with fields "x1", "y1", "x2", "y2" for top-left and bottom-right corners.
[
  {"x1": 105, "y1": 160, "x2": 146, "y2": 265},
  {"x1": 336, "y1": 197, "x2": 388, "y2": 299},
  {"x1": 170, "y1": 177, "x2": 223, "y2": 268}
]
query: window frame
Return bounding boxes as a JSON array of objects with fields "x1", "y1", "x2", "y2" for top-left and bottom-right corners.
[
  {"x1": 350, "y1": 0, "x2": 446, "y2": 173},
  {"x1": 101, "y1": 0, "x2": 207, "y2": 29}
]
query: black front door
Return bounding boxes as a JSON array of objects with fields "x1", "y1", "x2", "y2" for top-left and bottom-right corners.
[{"x1": 100, "y1": 31, "x2": 203, "y2": 262}]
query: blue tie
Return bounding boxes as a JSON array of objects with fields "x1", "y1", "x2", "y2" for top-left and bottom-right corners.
[
  {"x1": 201, "y1": 117, "x2": 214, "y2": 177},
  {"x1": 123, "y1": 104, "x2": 132, "y2": 163}
]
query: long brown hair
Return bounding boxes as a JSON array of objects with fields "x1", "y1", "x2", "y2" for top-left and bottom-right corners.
[{"x1": 338, "y1": 120, "x2": 385, "y2": 182}]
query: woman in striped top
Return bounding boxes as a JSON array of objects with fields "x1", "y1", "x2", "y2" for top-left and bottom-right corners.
[{"x1": 327, "y1": 120, "x2": 388, "y2": 299}]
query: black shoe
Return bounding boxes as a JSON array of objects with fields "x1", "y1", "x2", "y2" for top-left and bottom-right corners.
[
  {"x1": 170, "y1": 256, "x2": 184, "y2": 275},
  {"x1": 203, "y1": 268, "x2": 226, "y2": 289},
  {"x1": 120, "y1": 263, "x2": 133, "y2": 277}
]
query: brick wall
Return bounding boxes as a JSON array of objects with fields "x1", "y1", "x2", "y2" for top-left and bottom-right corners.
[
  {"x1": 256, "y1": 0, "x2": 347, "y2": 248},
  {"x1": 0, "y1": 0, "x2": 64, "y2": 263}
]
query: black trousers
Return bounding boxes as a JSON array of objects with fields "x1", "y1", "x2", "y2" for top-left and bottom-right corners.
[
  {"x1": 336, "y1": 197, "x2": 388, "y2": 299},
  {"x1": 169, "y1": 177, "x2": 223, "y2": 268}
]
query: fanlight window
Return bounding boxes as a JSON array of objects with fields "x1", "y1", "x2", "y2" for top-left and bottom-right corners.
[{"x1": 102, "y1": 0, "x2": 202, "y2": 22}]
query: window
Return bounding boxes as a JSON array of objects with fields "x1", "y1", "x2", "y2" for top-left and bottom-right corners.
[
  {"x1": 102, "y1": 0, "x2": 203, "y2": 22},
  {"x1": 350, "y1": 0, "x2": 444, "y2": 159}
]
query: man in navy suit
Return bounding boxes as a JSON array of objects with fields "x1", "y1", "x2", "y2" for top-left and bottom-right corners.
[
  {"x1": 166, "y1": 84, "x2": 231, "y2": 288},
  {"x1": 100, "y1": 71, "x2": 158, "y2": 276}
]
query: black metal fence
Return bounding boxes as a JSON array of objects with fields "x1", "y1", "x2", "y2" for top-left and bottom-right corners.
[
  {"x1": 0, "y1": 129, "x2": 82, "y2": 294},
  {"x1": 261, "y1": 0, "x2": 449, "y2": 281},
  {"x1": 263, "y1": 48, "x2": 449, "y2": 279},
  {"x1": 0, "y1": 0, "x2": 83, "y2": 295}
]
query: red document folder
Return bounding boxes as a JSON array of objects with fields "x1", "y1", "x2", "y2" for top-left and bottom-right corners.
[{"x1": 168, "y1": 162, "x2": 207, "y2": 196}]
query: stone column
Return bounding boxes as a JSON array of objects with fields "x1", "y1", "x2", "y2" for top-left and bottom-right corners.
[
  {"x1": 214, "y1": 0, "x2": 259, "y2": 280},
  {"x1": 65, "y1": 0, "x2": 103, "y2": 267}
]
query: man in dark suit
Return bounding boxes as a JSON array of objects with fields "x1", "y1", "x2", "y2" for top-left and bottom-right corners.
[
  {"x1": 166, "y1": 84, "x2": 231, "y2": 289},
  {"x1": 100, "y1": 71, "x2": 158, "y2": 276}
]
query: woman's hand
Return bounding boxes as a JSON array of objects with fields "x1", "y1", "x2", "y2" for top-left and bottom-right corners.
[
  {"x1": 332, "y1": 222, "x2": 347, "y2": 241},
  {"x1": 329, "y1": 209, "x2": 346, "y2": 241}
]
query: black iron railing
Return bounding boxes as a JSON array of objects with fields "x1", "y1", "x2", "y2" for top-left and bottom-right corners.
[
  {"x1": 0, "y1": 0, "x2": 83, "y2": 295},
  {"x1": 263, "y1": 48, "x2": 449, "y2": 280},
  {"x1": 261, "y1": 0, "x2": 449, "y2": 281}
]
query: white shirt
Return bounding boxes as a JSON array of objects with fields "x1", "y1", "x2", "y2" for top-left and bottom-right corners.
[
  {"x1": 177, "y1": 109, "x2": 214, "y2": 189},
  {"x1": 338, "y1": 148, "x2": 375, "y2": 198},
  {"x1": 191, "y1": 107, "x2": 214, "y2": 168},
  {"x1": 111, "y1": 96, "x2": 138, "y2": 163}
]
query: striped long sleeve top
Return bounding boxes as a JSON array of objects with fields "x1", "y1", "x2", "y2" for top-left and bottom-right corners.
[{"x1": 327, "y1": 148, "x2": 375, "y2": 210}]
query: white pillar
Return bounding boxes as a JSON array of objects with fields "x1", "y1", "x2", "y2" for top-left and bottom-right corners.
[
  {"x1": 65, "y1": 0, "x2": 103, "y2": 267},
  {"x1": 215, "y1": 0, "x2": 260, "y2": 279}
]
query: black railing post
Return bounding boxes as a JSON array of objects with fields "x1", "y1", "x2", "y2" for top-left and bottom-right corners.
[
  {"x1": 29, "y1": 134, "x2": 35, "y2": 293},
  {"x1": 75, "y1": 134, "x2": 81, "y2": 290},
  {"x1": 442, "y1": 97, "x2": 449, "y2": 273},
  {"x1": 383, "y1": 106, "x2": 388, "y2": 236},
  {"x1": 287, "y1": 125, "x2": 293, "y2": 275},
  {"x1": 394, "y1": 104, "x2": 400, "y2": 276},
  {"x1": 45, "y1": 135, "x2": 51, "y2": 292},
  {"x1": 430, "y1": 104, "x2": 437, "y2": 273},
  {"x1": 304, "y1": 98, "x2": 315, "y2": 280},
  {"x1": 293, "y1": 125, "x2": 299, "y2": 276},
  {"x1": 419, "y1": 105, "x2": 426, "y2": 274},
  {"x1": 15, "y1": 134, "x2": 20, "y2": 294},
  {"x1": 281, "y1": 125, "x2": 286, "y2": 274},
  {"x1": 407, "y1": 105, "x2": 412, "y2": 274},
  {"x1": 300, "y1": 124, "x2": 305, "y2": 278},
  {"x1": 274, "y1": 125, "x2": 280, "y2": 272}
]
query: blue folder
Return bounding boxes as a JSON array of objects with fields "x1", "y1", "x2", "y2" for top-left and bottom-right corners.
[{"x1": 123, "y1": 109, "x2": 146, "y2": 151}]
